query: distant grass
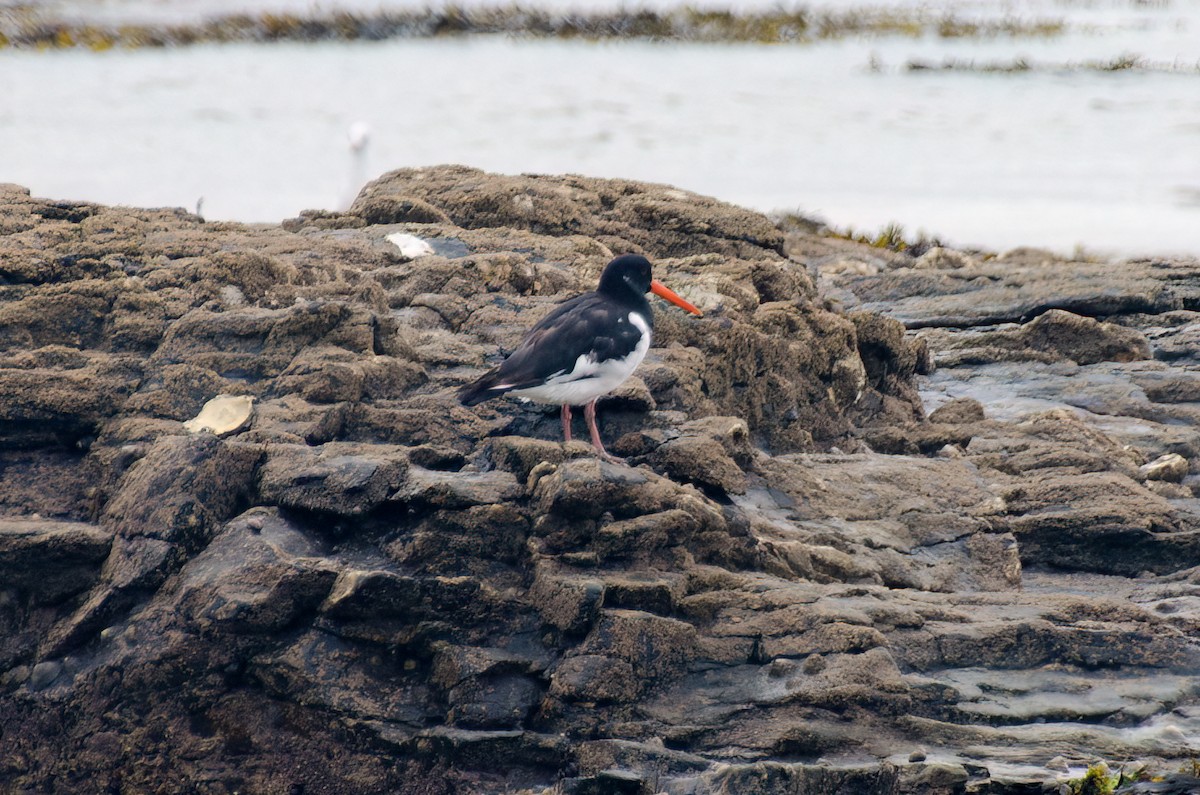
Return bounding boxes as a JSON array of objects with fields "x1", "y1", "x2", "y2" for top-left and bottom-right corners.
[
  {"x1": 773, "y1": 210, "x2": 948, "y2": 256},
  {"x1": 904, "y1": 53, "x2": 1200, "y2": 74},
  {"x1": 0, "y1": 3, "x2": 1068, "y2": 49},
  {"x1": 813, "y1": 10, "x2": 1063, "y2": 40},
  {"x1": 907, "y1": 57, "x2": 1033, "y2": 73}
]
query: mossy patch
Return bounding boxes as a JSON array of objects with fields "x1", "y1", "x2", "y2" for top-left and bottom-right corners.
[{"x1": 1063, "y1": 761, "x2": 1153, "y2": 795}]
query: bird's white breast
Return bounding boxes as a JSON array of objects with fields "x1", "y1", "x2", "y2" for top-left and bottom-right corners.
[{"x1": 510, "y1": 312, "x2": 651, "y2": 406}]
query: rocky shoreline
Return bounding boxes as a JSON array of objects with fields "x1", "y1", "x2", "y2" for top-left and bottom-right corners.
[
  {"x1": 0, "y1": 4, "x2": 1064, "y2": 50},
  {"x1": 2, "y1": 166, "x2": 1199, "y2": 794}
]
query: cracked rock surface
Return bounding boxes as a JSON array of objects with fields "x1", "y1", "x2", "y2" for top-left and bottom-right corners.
[{"x1": 1, "y1": 168, "x2": 1199, "y2": 793}]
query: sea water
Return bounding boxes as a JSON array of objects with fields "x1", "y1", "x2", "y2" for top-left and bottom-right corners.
[{"x1": 1, "y1": 0, "x2": 1198, "y2": 256}]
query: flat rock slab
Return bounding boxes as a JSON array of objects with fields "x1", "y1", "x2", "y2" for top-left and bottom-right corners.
[
  {"x1": 258, "y1": 442, "x2": 409, "y2": 516},
  {"x1": 170, "y1": 509, "x2": 338, "y2": 635},
  {"x1": 822, "y1": 253, "x2": 1200, "y2": 329},
  {"x1": 0, "y1": 518, "x2": 112, "y2": 602},
  {"x1": 393, "y1": 466, "x2": 523, "y2": 508}
]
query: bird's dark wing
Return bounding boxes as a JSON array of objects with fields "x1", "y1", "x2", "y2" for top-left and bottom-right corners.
[{"x1": 457, "y1": 291, "x2": 648, "y2": 405}]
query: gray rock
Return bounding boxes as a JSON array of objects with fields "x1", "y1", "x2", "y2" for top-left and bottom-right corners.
[
  {"x1": 828, "y1": 252, "x2": 1197, "y2": 329},
  {"x1": 751, "y1": 452, "x2": 1018, "y2": 591},
  {"x1": 578, "y1": 609, "x2": 698, "y2": 691},
  {"x1": 0, "y1": 350, "x2": 141, "y2": 447},
  {"x1": 561, "y1": 769, "x2": 646, "y2": 795},
  {"x1": 549, "y1": 655, "x2": 639, "y2": 703},
  {"x1": 102, "y1": 433, "x2": 261, "y2": 549},
  {"x1": 1006, "y1": 471, "x2": 1200, "y2": 575},
  {"x1": 28, "y1": 660, "x2": 62, "y2": 691},
  {"x1": 410, "y1": 726, "x2": 568, "y2": 773},
  {"x1": 927, "y1": 397, "x2": 985, "y2": 424},
  {"x1": 445, "y1": 672, "x2": 543, "y2": 729},
  {"x1": 41, "y1": 534, "x2": 179, "y2": 657},
  {"x1": 0, "y1": 518, "x2": 112, "y2": 603},
  {"x1": 172, "y1": 509, "x2": 338, "y2": 634},
  {"x1": 650, "y1": 434, "x2": 747, "y2": 495},
  {"x1": 392, "y1": 466, "x2": 523, "y2": 508},
  {"x1": 252, "y1": 630, "x2": 435, "y2": 726},
  {"x1": 154, "y1": 301, "x2": 379, "y2": 381},
  {"x1": 352, "y1": 165, "x2": 786, "y2": 261},
  {"x1": 319, "y1": 569, "x2": 424, "y2": 619},
  {"x1": 931, "y1": 310, "x2": 1153, "y2": 367},
  {"x1": 528, "y1": 562, "x2": 606, "y2": 635},
  {"x1": 488, "y1": 435, "x2": 589, "y2": 482},
  {"x1": 257, "y1": 442, "x2": 408, "y2": 516},
  {"x1": 693, "y1": 760, "x2": 900, "y2": 795}
]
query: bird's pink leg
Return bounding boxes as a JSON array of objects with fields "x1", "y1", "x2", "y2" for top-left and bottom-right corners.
[
  {"x1": 561, "y1": 403, "x2": 572, "y2": 442},
  {"x1": 584, "y1": 400, "x2": 623, "y2": 462}
]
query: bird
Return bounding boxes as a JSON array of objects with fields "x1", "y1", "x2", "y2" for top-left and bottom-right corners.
[{"x1": 458, "y1": 254, "x2": 702, "y2": 459}]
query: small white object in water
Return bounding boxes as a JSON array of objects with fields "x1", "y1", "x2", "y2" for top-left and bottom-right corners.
[
  {"x1": 386, "y1": 232, "x2": 435, "y2": 259},
  {"x1": 348, "y1": 121, "x2": 371, "y2": 153},
  {"x1": 183, "y1": 394, "x2": 255, "y2": 436},
  {"x1": 340, "y1": 121, "x2": 373, "y2": 210}
]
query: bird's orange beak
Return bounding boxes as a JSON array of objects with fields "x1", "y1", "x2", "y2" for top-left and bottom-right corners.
[{"x1": 650, "y1": 279, "x2": 702, "y2": 316}]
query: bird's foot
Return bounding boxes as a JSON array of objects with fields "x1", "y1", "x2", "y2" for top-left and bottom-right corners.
[
  {"x1": 591, "y1": 446, "x2": 625, "y2": 465},
  {"x1": 582, "y1": 401, "x2": 624, "y2": 464}
]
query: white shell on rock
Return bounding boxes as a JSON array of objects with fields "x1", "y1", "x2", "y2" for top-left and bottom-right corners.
[
  {"x1": 182, "y1": 395, "x2": 254, "y2": 436},
  {"x1": 386, "y1": 233, "x2": 434, "y2": 259}
]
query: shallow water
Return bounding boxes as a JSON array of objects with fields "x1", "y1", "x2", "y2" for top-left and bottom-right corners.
[{"x1": 2, "y1": 0, "x2": 1199, "y2": 256}]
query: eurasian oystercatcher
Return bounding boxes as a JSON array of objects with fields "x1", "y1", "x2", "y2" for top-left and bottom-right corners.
[{"x1": 458, "y1": 254, "x2": 702, "y2": 458}]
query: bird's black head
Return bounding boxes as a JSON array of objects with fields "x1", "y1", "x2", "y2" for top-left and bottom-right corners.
[
  {"x1": 595, "y1": 253, "x2": 704, "y2": 317},
  {"x1": 597, "y1": 254, "x2": 653, "y2": 299}
]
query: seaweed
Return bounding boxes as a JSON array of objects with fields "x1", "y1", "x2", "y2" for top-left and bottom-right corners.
[
  {"x1": 0, "y1": 3, "x2": 1069, "y2": 50},
  {"x1": 1063, "y1": 762, "x2": 1151, "y2": 795}
]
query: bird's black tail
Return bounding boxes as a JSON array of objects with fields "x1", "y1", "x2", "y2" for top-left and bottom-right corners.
[{"x1": 457, "y1": 369, "x2": 506, "y2": 406}]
